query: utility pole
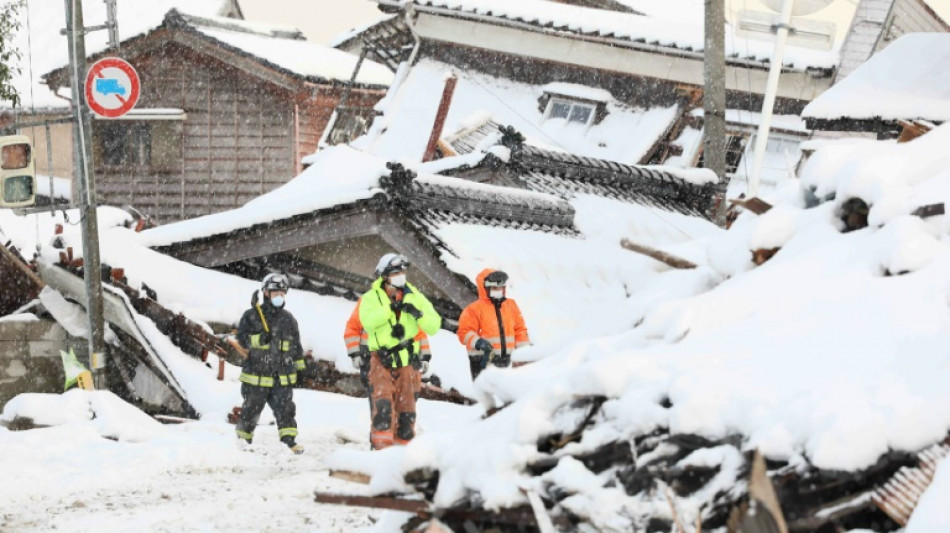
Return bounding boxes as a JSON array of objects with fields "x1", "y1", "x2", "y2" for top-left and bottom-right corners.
[
  {"x1": 704, "y1": 0, "x2": 728, "y2": 222},
  {"x1": 64, "y1": 0, "x2": 107, "y2": 387}
]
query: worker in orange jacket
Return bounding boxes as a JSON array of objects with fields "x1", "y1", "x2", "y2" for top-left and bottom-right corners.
[
  {"x1": 344, "y1": 295, "x2": 432, "y2": 445},
  {"x1": 457, "y1": 269, "x2": 530, "y2": 380}
]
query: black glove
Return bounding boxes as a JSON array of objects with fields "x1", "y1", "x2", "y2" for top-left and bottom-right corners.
[
  {"x1": 390, "y1": 301, "x2": 402, "y2": 312},
  {"x1": 474, "y1": 338, "x2": 492, "y2": 357},
  {"x1": 391, "y1": 323, "x2": 406, "y2": 339},
  {"x1": 401, "y1": 303, "x2": 422, "y2": 319},
  {"x1": 258, "y1": 331, "x2": 272, "y2": 345}
]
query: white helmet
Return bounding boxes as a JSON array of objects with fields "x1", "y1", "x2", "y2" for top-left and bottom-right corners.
[
  {"x1": 261, "y1": 273, "x2": 290, "y2": 293},
  {"x1": 374, "y1": 253, "x2": 410, "y2": 278}
]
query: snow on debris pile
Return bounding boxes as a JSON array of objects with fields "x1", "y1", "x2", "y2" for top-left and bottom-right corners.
[
  {"x1": 6, "y1": 0, "x2": 229, "y2": 109},
  {"x1": 802, "y1": 33, "x2": 950, "y2": 122},
  {"x1": 394, "y1": 0, "x2": 839, "y2": 69},
  {"x1": 1, "y1": 390, "x2": 165, "y2": 442},
  {"x1": 328, "y1": 124, "x2": 950, "y2": 531}
]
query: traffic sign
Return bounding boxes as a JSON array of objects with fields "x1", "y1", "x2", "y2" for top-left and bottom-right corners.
[{"x1": 84, "y1": 57, "x2": 140, "y2": 118}]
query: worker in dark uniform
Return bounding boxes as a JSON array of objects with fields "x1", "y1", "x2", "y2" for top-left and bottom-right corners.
[{"x1": 235, "y1": 273, "x2": 306, "y2": 454}]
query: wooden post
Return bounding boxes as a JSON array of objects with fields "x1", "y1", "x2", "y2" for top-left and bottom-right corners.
[{"x1": 422, "y1": 75, "x2": 458, "y2": 162}]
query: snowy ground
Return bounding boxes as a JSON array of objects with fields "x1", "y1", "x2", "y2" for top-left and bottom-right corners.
[{"x1": 0, "y1": 389, "x2": 478, "y2": 532}]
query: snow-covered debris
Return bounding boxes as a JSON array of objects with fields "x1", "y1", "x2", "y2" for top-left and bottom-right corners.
[
  {"x1": 325, "y1": 123, "x2": 950, "y2": 532},
  {"x1": 1, "y1": 389, "x2": 166, "y2": 442}
]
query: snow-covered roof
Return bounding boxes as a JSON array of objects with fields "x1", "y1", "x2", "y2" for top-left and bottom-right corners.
[
  {"x1": 803, "y1": 33, "x2": 950, "y2": 122},
  {"x1": 5, "y1": 0, "x2": 233, "y2": 109},
  {"x1": 356, "y1": 58, "x2": 680, "y2": 166},
  {"x1": 141, "y1": 141, "x2": 718, "y2": 343},
  {"x1": 379, "y1": 0, "x2": 841, "y2": 70},
  {"x1": 170, "y1": 12, "x2": 393, "y2": 87}
]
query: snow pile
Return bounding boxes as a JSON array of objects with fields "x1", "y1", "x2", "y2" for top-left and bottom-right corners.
[
  {"x1": 329, "y1": 124, "x2": 950, "y2": 527},
  {"x1": 1, "y1": 390, "x2": 166, "y2": 442}
]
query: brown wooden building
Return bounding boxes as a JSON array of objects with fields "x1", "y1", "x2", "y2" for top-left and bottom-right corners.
[{"x1": 44, "y1": 10, "x2": 392, "y2": 223}]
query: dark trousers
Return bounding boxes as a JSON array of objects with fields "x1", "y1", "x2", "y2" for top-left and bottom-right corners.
[{"x1": 237, "y1": 383, "x2": 297, "y2": 443}]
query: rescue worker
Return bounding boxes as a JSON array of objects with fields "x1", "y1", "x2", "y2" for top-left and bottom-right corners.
[
  {"x1": 235, "y1": 273, "x2": 306, "y2": 454},
  {"x1": 359, "y1": 253, "x2": 441, "y2": 449},
  {"x1": 458, "y1": 269, "x2": 530, "y2": 380},
  {"x1": 344, "y1": 298, "x2": 432, "y2": 446}
]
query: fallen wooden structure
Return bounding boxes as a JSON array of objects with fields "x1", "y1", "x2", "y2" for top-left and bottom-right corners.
[{"x1": 313, "y1": 392, "x2": 943, "y2": 532}]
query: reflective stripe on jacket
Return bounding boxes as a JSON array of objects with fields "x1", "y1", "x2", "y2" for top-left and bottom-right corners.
[
  {"x1": 457, "y1": 268, "x2": 530, "y2": 357},
  {"x1": 358, "y1": 278, "x2": 441, "y2": 367},
  {"x1": 236, "y1": 300, "x2": 305, "y2": 381}
]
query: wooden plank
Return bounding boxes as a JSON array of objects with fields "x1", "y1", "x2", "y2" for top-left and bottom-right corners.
[
  {"x1": 729, "y1": 196, "x2": 772, "y2": 215},
  {"x1": 313, "y1": 492, "x2": 430, "y2": 514},
  {"x1": 329, "y1": 470, "x2": 371, "y2": 485},
  {"x1": 620, "y1": 238, "x2": 697, "y2": 269}
]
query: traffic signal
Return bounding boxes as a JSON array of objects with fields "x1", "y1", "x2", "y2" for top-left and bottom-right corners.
[{"x1": 0, "y1": 135, "x2": 36, "y2": 208}]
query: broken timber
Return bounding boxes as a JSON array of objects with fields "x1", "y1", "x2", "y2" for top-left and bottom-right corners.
[
  {"x1": 871, "y1": 438, "x2": 950, "y2": 526},
  {"x1": 329, "y1": 469, "x2": 371, "y2": 485},
  {"x1": 729, "y1": 197, "x2": 773, "y2": 215},
  {"x1": 620, "y1": 238, "x2": 697, "y2": 270},
  {"x1": 313, "y1": 490, "x2": 551, "y2": 529}
]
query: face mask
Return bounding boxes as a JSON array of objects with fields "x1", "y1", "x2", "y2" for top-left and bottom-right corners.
[
  {"x1": 489, "y1": 289, "x2": 504, "y2": 299},
  {"x1": 389, "y1": 273, "x2": 407, "y2": 287},
  {"x1": 270, "y1": 296, "x2": 285, "y2": 308}
]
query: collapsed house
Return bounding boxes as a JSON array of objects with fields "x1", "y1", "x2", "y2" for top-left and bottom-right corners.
[
  {"x1": 312, "y1": 123, "x2": 950, "y2": 533},
  {"x1": 141, "y1": 132, "x2": 719, "y2": 339}
]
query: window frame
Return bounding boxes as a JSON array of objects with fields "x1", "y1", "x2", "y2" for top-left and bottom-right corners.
[{"x1": 543, "y1": 97, "x2": 597, "y2": 127}]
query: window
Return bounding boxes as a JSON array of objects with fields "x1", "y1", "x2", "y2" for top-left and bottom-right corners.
[
  {"x1": 545, "y1": 98, "x2": 596, "y2": 126},
  {"x1": 696, "y1": 133, "x2": 748, "y2": 174},
  {"x1": 93, "y1": 121, "x2": 182, "y2": 170},
  {"x1": 327, "y1": 113, "x2": 369, "y2": 146}
]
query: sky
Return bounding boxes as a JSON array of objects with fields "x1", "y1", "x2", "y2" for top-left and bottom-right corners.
[{"x1": 237, "y1": 0, "x2": 950, "y2": 46}]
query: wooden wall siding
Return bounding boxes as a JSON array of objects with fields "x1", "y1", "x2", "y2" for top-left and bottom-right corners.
[
  {"x1": 296, "y1": 89, "x2": 385, "y2": 164},
  {"x1": 876, "y1": 0, "x2": 950, "y2": 51},
  {"x1": 92, "y1": 44, "x2": 297, "y2": 223}
]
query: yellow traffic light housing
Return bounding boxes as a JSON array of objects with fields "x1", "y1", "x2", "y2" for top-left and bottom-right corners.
[{"x1": 0, "y1": 135, "x2": 36, "y2": 208}]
